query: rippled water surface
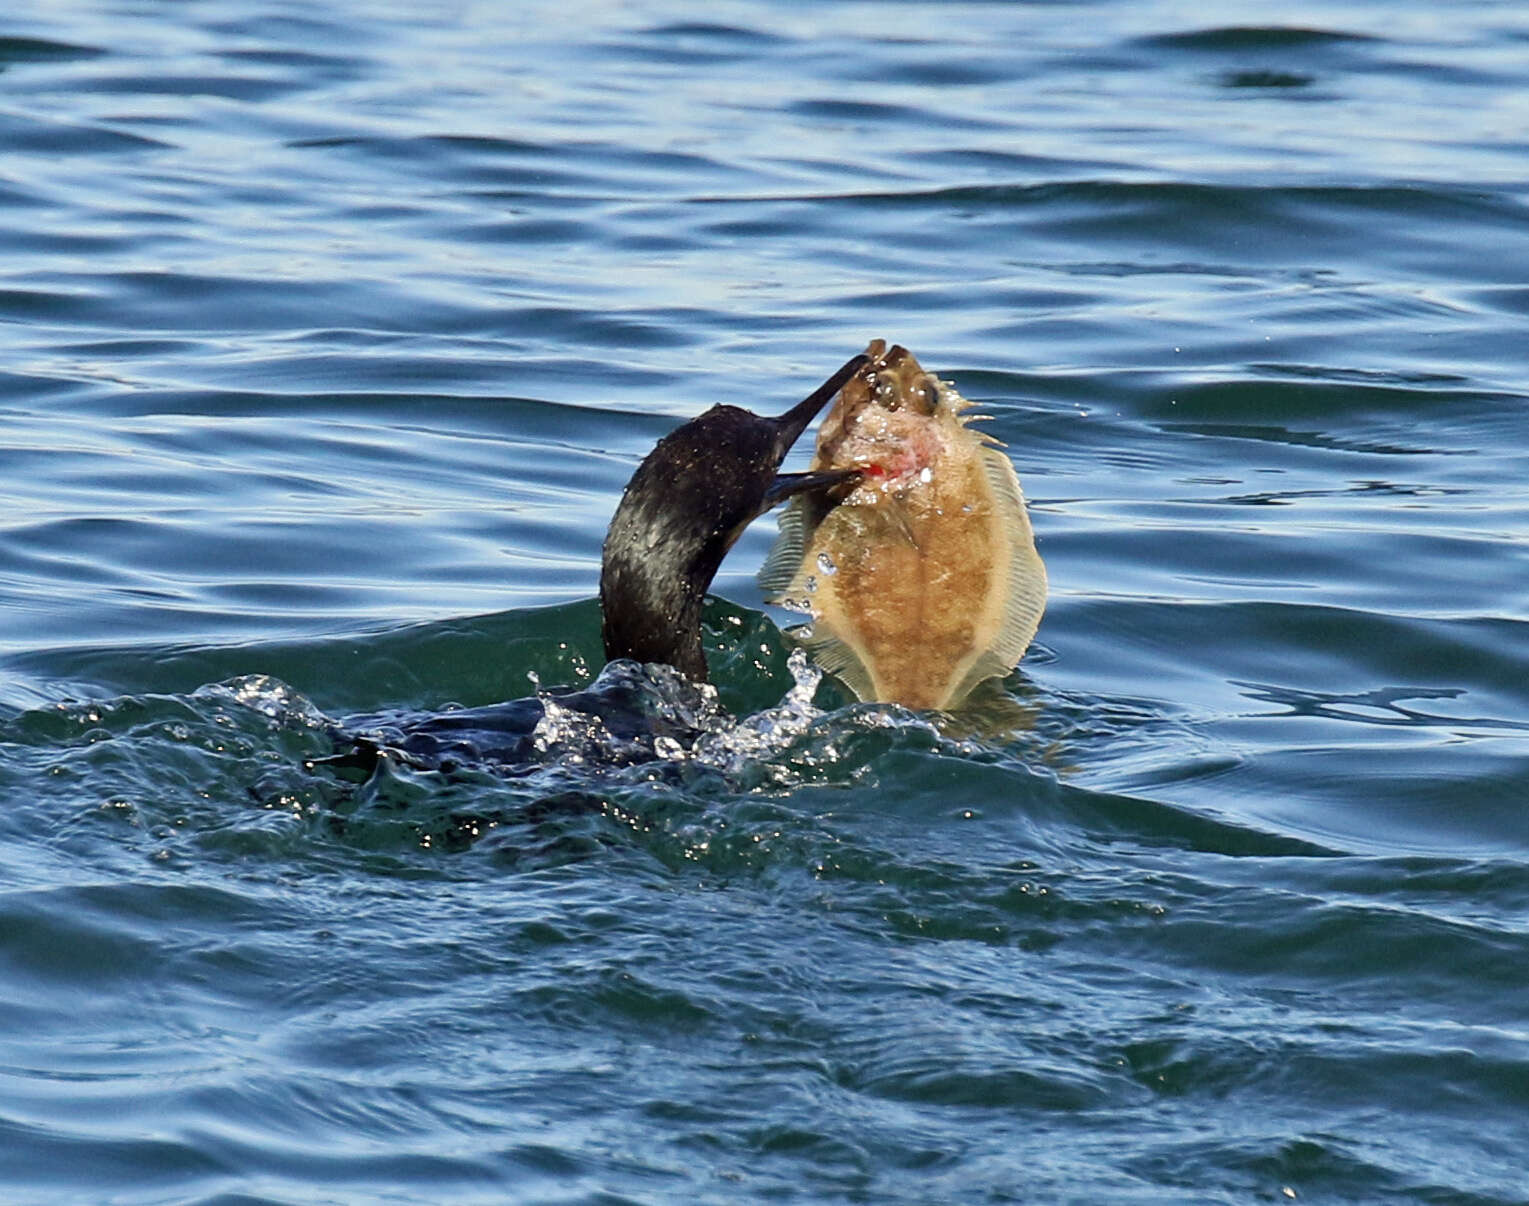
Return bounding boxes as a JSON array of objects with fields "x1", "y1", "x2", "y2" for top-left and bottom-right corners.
[{"x1": 3, "y1": 2, "x2": 1528, "y2": 1202}]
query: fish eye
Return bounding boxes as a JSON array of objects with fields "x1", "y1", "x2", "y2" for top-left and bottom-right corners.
[{"x1": 914, "y1": 376, "x2": 940, "y2": 412}]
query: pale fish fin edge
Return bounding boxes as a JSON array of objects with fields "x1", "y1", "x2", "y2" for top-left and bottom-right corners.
[{"x1": 948, "y1": 445, "x2": 1047, "y2": 705}]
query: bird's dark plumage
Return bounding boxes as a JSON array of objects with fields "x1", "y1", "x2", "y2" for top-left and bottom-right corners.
[
  {"x1": 599, "y1": 353, "x2": 866, "y2": 680},
  {"x1": 320, "y1": 353, "x2": 866, "y2": 784}
]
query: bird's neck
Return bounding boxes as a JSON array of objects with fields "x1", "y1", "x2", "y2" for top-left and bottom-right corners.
[{"x1": 600, "y1": 526, "x2": 721, "y2": 682}]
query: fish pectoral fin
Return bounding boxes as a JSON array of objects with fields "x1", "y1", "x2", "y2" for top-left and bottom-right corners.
[{"x1": 758, "y1": 497, "x2": 810, "y2": 599}]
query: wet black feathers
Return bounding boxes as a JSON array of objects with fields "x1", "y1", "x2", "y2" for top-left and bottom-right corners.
[
  {"x1": 600, "y1": 405, "x2": 785, "y2": 680},
  {"x1": 599, "y1": 352, "x2": 867, "y2": 682}
]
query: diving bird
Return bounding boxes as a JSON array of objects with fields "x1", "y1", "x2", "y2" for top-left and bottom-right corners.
[
  {"x1": 599, "y1": 352, "x2": 866, "y2": 681},
  {"x1": 322, "y1": 353, "x2": 866, "y2": 773}
]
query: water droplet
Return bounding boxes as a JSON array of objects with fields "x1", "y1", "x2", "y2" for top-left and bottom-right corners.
[
  {"x1": 815, "y1": 552, "x2": 837, "y2": 575},
  {"x1": 918, "y1": 466, "x2": 933, "y2": 484}
]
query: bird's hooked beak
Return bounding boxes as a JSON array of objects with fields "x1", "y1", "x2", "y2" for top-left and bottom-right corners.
[
  {"x1": 761, "y1": 352, "x2": 868, "y2": 508},
  {"x1": 762, "y1": 465, "x2": 863, "y2": 508}
]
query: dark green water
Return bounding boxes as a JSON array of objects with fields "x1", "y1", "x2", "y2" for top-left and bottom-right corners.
[{"x1": 2, "y1": 3, "x2": 1527, "y2": 1203}]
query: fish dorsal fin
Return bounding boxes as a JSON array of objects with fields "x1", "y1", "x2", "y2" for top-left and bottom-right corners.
[
  {"x1": 758, "y1": 496, "x2": 810, "y2": 598},
  {"x1": 947, "y1": 441, "x2": 1047, "y2": 704}
]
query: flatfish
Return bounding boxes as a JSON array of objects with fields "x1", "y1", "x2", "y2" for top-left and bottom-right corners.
[{"x1": 759, "y1": 340, "x2": 1046, "y2": 709}]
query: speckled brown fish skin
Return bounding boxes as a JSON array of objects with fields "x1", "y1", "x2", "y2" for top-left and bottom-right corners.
[{"x1": 761, "y1": 340, "x2": 1047, "y2": 710}]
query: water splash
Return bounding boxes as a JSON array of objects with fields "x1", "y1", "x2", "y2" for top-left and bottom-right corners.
[
  {"x1": 691, "y1": 648, "x2": 825, "y2": 774},
  {"x1": 529, "y1": 693, "x2": 616, "y2": 765},
  {"x1": 524, "y1": 659, "x2": 732, "y2": 767},
  {"x1": 200, "y1": 674, "x2": 328, "y2": 729},
  {"x1": 506, "y1": 651, "x2": 835, "y2": 782}
]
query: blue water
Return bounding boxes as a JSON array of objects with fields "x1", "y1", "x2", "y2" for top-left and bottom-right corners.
[{"x1": 3, "y1": 2, "x2": 1528, "y2": 1202}]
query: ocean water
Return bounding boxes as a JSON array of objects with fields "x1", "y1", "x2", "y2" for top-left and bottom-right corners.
[{"x1": 2, "y1": 1, "x2": 1527, "y2": 1202}]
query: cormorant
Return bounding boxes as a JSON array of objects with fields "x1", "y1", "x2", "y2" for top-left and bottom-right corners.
[
  {"x1": 323, "y1": 353, "x2": 867, "y2": 773},
  {"x1": 599, "y1": 352, "x2": 867, "y2": 680}
]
